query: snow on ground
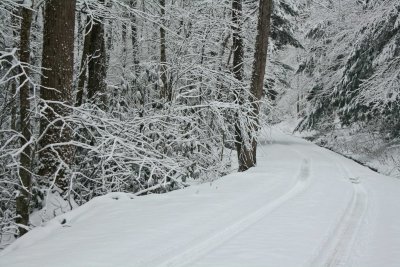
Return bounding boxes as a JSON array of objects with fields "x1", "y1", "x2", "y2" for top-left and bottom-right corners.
[
  {"x1": 1, "y1": 129, "x2": 400, "y2": 267},
  {"x1": 275, "y1": 119, "x2": 400, "y2": 179}
]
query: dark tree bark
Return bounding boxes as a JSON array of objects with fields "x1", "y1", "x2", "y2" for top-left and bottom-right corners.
[
  {"x1": 232, "y1": 0, "x2": 244, "y2": 83},
  {"x1": 38, "y1": 0, "x2": 76, "y2": 191},
  {"x1": 238, "y1": 0, "x2": 273, "y2": 171},
  {"x1": 16, "y1": 0, "x2": 34, "y2": 236},
  {"x1": 105, "y1": 0, "x2": 113, "y2": 70},
  {"x1": 122, "y1": 16, "x2": 128, "y2": 68},
  {"x1": 159, "y1": 0, "x2": 170, "y2": 101},
  {"x1": 10, "y1": 14, "x2": 19, "y2": 132},
  {"x1": 75, "y1": 17, "x2": 92, "y2": 107},
  {"x1": 130, "y1": 0, "x2": 138, "y2": 64},
  {"x1": 87, "y1": 1, "x2": 107, "y2": 109},
  {"x1": 10, "y1": 81, "x2": 17, "y2": 132},
  {"x1": 231, "y1": 0, "x2": 249, "y2": 172}
]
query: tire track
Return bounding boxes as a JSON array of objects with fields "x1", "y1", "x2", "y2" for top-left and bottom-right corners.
[
  {"x1": 308, "y1": 162, "x2": 368, "y2": 267},
  {"x1": 154, "y1": 159, "x2": 311, "y2": 267}
]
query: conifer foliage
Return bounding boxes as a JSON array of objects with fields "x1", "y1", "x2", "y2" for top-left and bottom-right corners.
[
  {"x1": 297, "y1": 0, "x2": 400, "y2": 136},
  {"x1": 284, "y1": 0, "x2": 400, "y2": 177}
]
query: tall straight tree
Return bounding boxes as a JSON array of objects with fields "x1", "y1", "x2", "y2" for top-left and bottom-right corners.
[
  {"x1": 231, "y1": 0, "x2": 248, "y2": 171},
  {"x1": 10, "y1": 14, "x2": 19, "y2": 132},
  {"x1": 232, "y1": 0, "x2": 244, "y2": 84},
  {"x1": 16, "y1": 0, "x2": 34, "y2": 236},
  {"x1": 130, "y1": 0, "x2": 140, "y2": 101},
  {"x1": 130, "y1": 0, "x2": 138, "y2": 64},
  {"x1": 39, "y1": 0, "x2": 76, "y2": 190},
  {"x1": 238, "y1": 0, "x2": 272, "y2": 171},
  {"x1": 159, "y1": 0, "x2": 170, "y2": 101},
  {"x1": 75, "y1": 17, "x2": 92, "y2": 107},
  {"x1": 87, "y1": 0, "x2": 107, "y2": 108}
]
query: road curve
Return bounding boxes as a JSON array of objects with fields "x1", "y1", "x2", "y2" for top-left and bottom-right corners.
[
  {"x1": 156, "y1": 159, "x2": 311, "y2": 267},
  {"x1": 1, "y1": 131, "x2": 400, "y2": 267}
]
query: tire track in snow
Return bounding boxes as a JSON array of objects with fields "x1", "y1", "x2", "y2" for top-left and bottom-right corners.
[
  {"x1": 308, "y1": 162, "x2": 368, "y2": 267},
  {"x1": 154, "y1": 159, "x2": 311, "y2": 267}
]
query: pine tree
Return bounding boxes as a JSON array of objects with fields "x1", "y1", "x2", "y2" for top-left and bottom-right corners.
[{"x1": 296, "y1": 0, "x2": 400, "y2": 137}]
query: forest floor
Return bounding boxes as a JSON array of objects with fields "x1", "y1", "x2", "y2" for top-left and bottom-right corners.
[{"x1": 1, "y1": 129, "x2": 400, "y2": 267}]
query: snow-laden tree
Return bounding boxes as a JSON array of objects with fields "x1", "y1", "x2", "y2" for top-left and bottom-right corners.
[
  {"x1": 0, "y1": 0, "x2": 39, "y2": 239},
  {"x1": 279, "y1": 0, "x2": 400, "y2": 177},
  {"x1": 0, "y1": 0, "x2": 302, "y2": 243},
  {"x1": 294, "y1": 0, "x2": 400, "y2": 136}
]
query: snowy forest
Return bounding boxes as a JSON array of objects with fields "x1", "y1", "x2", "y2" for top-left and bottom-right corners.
[{"x1": 0, "y1": 0, "x2": 400, "y2": 262}]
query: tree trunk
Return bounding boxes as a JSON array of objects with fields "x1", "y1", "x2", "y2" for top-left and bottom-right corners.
[
  {"x1": 105, "y1": 0, "x2": 113, "y2": 72},
  {"x1": 75, "y1": 17, "x2": 92, "y2": 106},
  {"x1": 159, "y1": 0, "x2": 170, "y2": 101},
  {"x1": 130, "y1": 0, "x2": 138, "y2": 65},
  {"x1": 10, "y1": 14, "x2": 19, "y2": 132},
  {"x1": 231, "y1": 0, "x2": 250, "y2": 172},
  {"x1": 122, "y1": 18, "x2": 127, "y2": 68},
  {"x1": 16, "y1": 0, "x2": 34, "y2": 236},
  {"x1": 238, "y1": 0, "x2": 273, "y2": 171},
  {"x1": 38, "y1": 0, "x2": 76, "y2": 191},
  {"x1": 87, "y1": 1, "x2": 107, "y2": 109}
]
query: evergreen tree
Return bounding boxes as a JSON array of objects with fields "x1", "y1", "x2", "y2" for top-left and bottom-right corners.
[{"x1": 296, "y1": 0, "x2": 400, "y2": 137}]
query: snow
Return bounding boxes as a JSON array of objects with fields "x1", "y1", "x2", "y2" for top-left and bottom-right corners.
[{"x1": 1, "y1": 129, "x2": 400, "y2": 267}]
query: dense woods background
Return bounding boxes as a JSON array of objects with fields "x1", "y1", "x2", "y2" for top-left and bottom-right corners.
[{"x1": 0, "y1": 0, "x2": 399, "y2": 247}]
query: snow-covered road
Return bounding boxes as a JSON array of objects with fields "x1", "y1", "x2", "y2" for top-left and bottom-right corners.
[{"x1": 1, "y1": 130, "x2": 400, "y2": 267}]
